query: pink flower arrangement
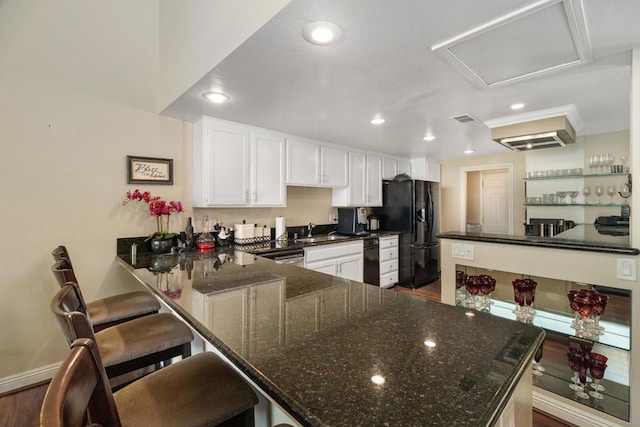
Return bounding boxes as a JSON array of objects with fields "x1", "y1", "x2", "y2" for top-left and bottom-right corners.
[{"x1": 123, "y1": 189, "x2": 183, "y2": 239}]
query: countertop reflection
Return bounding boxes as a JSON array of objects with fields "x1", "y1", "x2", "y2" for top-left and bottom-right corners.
[{"x1": 118, "y1": 248, "x2": 544, "y2": 426}]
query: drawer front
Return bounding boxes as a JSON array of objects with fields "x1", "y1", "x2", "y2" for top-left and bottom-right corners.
[
  {"x1": 379, "y1": 237, "x2": 398, "y2": 249},
  {"x1": 380, "y1": 259, "x2": 398, "y2": 274},
  {"x1": 380, "y1": 271, "x2": 398, "y2": 288},
  {"x1": 380, "y1": 247, "x2": 398, "y2": 262},
  {"x1": 304, "y1": 241, "x2": 363, "y2": 263}
]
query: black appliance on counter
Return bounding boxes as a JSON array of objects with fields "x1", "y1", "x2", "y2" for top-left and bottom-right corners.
[
  {"x1": 336, "y1": 207, "x2": 369, "y2": 236},
  {"x1": 526, "y1": 218, "x2": 576, "y2": 237},
  {"x1": 373, "y1": 177, "x2": 440, "y2": 288}
]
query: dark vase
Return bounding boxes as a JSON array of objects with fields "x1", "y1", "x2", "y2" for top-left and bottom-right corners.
[{"x1": 149, "y1": 237, "x2": 174, "y2": 254}]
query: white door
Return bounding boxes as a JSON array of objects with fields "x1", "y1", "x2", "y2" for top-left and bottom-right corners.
[
  {"x1": 204, "y1": 124, "x2": 250, "y2": 206},
  {"x1": 305, "y1": 259, "x2": 337, "y2": 276},
  {"x1": 482, "y1": 171, "x2": 509, "y2": 233},
  {"x1": 382, "y1": 157, "x2": 397, "y2": 179}
]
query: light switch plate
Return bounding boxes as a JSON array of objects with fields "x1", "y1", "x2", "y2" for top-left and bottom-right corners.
[
  {"x1": 617, "y1": 258, "x2": 636, "y2": 281},
  {"x1": 452, "y1": 243, "x2": 474, "y2": 260}
]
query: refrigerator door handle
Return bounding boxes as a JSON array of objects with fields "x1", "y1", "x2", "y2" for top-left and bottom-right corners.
[{"x1": 416, "y1": 209, "x2": 426, "y2": 223}]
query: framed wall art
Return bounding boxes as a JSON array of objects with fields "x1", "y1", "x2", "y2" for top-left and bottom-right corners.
[{"x1": 126, "y1": 155, "x2": 173, "y2": 185}]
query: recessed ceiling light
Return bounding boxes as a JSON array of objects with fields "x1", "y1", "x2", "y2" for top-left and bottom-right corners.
[
  {"x1": 370, "y1": 117, "x2": 385, "y2": 125},
  {"x1": 203, "y1": 91, "x2": 230, "y2": 104},
  {"x1": 303, "y1": 21, "x2": 343, "y2": 45},
  {"x1": 511, "y1": 103, "x2": 526, "y2": 110},
  {"x1": 464, "y1": 148, "x2": 474, "y2": 154},
  {"x1": 423, "y1": 135, "x2": 436, "y2": 141},
  {"x1": 371, "y1": 375, "x2": 385, "y2": 385}
]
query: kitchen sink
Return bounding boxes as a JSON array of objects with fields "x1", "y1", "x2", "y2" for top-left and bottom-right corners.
[{"x1": 295, "y1": 235, "x2": 350, "y2": 243}]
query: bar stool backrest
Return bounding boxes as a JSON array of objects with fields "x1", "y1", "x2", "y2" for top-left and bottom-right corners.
[
  {"x1": 51, "y1": 284, "x2": 96, "y2": 345},
  {"x1": 51, "y1": 245, "x2": 74, "y2": 270},
  {"x1": 40, "y1": 338, "x2": 121, "y2": 426}
]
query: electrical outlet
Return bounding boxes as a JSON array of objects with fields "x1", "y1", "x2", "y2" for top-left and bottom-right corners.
[{"x1": 452, "y1": 243, "x2": 474, "y2": 260}]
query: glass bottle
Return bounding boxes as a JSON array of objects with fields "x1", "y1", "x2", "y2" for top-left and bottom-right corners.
[
  {"x1": 196, "y1": 216, "x2": 216, "y2": 251},
  {"x1": 185, "y1": 217, "x2": 195, "y2": 249}
]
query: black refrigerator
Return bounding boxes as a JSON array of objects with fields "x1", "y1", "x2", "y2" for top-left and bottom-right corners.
[{"x1": 373, "y1": 179, "x2": 440, "y2": 288}]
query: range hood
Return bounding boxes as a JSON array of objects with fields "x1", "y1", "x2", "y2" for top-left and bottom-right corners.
[{"x1": 491, "y1": 116, "x2": 576, "y2": 151}]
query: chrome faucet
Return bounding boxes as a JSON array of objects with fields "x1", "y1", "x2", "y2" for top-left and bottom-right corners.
[{"x1": 307, "y1": 222, "x2": 315, "y2": 237}]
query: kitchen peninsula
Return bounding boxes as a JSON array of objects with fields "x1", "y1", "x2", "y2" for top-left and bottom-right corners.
[
  {"x1": 117, "y1": 245, "x2": 544, "y2": 427},
  {"x1": 439, "y1": 226, "x2": 638, "y2": 426}
]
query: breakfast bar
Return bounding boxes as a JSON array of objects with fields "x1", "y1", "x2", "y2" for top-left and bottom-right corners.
[{"x1": 117, "y1": 246, "x2": 544, "y2": 426}]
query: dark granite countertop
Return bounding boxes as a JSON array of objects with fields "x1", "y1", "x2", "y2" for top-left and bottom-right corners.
[
  {"x1": 117, "y1": 248, "x2": 544, "y2": 426},
  {"x1": 439, "y1": 225, "x2": 639, "y2": 255}
]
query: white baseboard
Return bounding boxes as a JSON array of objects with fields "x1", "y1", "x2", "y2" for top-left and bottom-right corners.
[
  {"x1": 0, "y1": 362, "x2": 61, "y2": 395},
  {"x1": 533, "y1": 389, "x2": 625, "y2": 427}
]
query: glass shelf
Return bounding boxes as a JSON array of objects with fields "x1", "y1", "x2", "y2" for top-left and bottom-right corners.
[
  {"x1": 457, "y1": 298, "x2": 630, "y2": 351},
  {"x1": 524, "y1": 203, "x2": 626, "y2": 207},
  {"x1": 524, "y1": 172, "x2": 629, "y2": 181}
]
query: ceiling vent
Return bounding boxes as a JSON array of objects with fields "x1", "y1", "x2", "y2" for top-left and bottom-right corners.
[
  {"x1": 450, "y1": 114, "x2": 479, "y2": 124},
  {"x1": 491, "y1": 116, "x2": 575, "y2": 151}
]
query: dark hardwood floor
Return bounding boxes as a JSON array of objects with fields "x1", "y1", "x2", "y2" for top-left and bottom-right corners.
[{"x1": 393, "y1": 280, "x2": 575, "y2": 427}]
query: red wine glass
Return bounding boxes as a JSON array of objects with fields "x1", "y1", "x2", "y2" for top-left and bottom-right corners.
[
  {"x1": 588, "y1": 353, "x2": 608, "y2": 394},
  {"x1": 465, "y1": 275, "x2": 481, "y2": 308},
  {"x1": 566, "y1": 351, "x2": 583, "y2": 391},
  {"x1": 532, "y1": 342, "x2": 545, "y2": 375},
  {"x1": 576, "y1": 356, "x2": 590, "y2": 399},
  {"x1": 591, "y1": 294, "x2": 608, "y2": 334}
]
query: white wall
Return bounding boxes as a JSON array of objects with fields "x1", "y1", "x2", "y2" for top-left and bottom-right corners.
[
  {"x1": 158, "y1": 0, "x2": 291, "y2": 112},
  {"x1": 0, "y1": 0, "x2": 187, "y2": 377}
]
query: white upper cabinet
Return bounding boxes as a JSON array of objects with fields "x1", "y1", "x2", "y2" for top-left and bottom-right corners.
[
  {"x1": 366, "y1": 155, "x2": 382, "y2": 206},
  {"x1": 332, "y1": 153, "x2": 382, "y2": 207},
  {"x1": 286, "y1": 139, "x2": 319, "y2": 186},
  {"x1": 397, "y1": 160, "x2": 411, "y2": 177},
  {"x1": 382, "y1": 157, "x2": 397, "y2": 180},
  {"x1": 382, "y1": 157, "x2": 412, "y2": 180},
  {"x1": 193, "y1": 117, "x2": 285, "y2": 207},
  {"x1": 250, "y1": 130, "x2": 286, "y2": 206},
  {"x1": 286, "y1": 139, "x2": 348, "y2": 187},
  {"x1": 320, "y1": 146, "x2": 349, "y2": 187}
]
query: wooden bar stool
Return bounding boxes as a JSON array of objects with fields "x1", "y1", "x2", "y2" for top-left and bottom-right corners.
[
  {"x1": 41, "y1": 338, "x2": 259, "y2": 426},
  {"x1": 51, "y1": 283, "x2": 194, "y2": 388},
  {"x1": 51, "y1": 252, "x2": 160, "y2": 332}
]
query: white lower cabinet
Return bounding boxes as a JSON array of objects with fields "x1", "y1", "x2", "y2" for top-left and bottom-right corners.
[
  {"x1": 379, "y1": 236, "x2": 399, "y2": 288},
  {"x1": 304, "y1": 240, "x2": 364, "y2": 282}
]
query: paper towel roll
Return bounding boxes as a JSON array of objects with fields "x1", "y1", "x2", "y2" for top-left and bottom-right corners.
[{"x1": 275, "y1": 216, "x2": 286, "y2": 241}]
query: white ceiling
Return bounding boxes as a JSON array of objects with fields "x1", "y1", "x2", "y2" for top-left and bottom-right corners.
[{"x1": 160, "y1": 0, "x2": 640, "y2": 161}]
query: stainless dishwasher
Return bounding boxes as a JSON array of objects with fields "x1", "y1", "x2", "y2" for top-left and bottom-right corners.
[
  {"x1": 259, "y1": 249, "x2": 305, "y2": 267},
  {"x1": 363, "y1": 237, "x2": 380, "y2": 285}
]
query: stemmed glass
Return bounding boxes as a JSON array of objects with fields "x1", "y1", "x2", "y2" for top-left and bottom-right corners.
[
  {"x1": 532, "y1": 342, "x2": 545, "y2": 376},
  {"x1": 575, "y1": 294, "x2": 594, "y2": 337},
  {"x1": 523, "y1": 279, "x2": 537, "y2": 315},
  {"x1": 455, "y1": 270, "x2": 467, "y2": 304},
  {"x1": 478, "y1": 274, "x2": 496, "y2": 310},
  {"x1": 567, "y1": 350, "x2": 588, "y2": 397},
  {"x1": 556, "y1": 191, "x2": 567, "y2": 204},
  {"x1": 588, "y1": 353, "x2": 608, "y2": 399},
  {"x1": 606, "y1": 185, "x2": 617, "y2": 204},
  {"x1": 464, "y1": 275, "x2": 481, "y2": 308},
  {"x1": 512, "y1": 279, "x2": 526, "y2": 317},
  {"x1": 582, "y1": 186, "x2": 592, "y2": 204},
  {"x1": 588, "y1": 155, "x2": 597, "y2": 173},
  {"x1": 591, "y1": 294, "x2": 609, "y2": 335},
  {"x1": 568, "y1": 191, "x2": 579, "y2": 204},
  {"x1": 568, "y1": 290, "x2": 581, "y2": 328},
  {"x1": 594, "y1": 185, "x2": 605, "y2": 204}
]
